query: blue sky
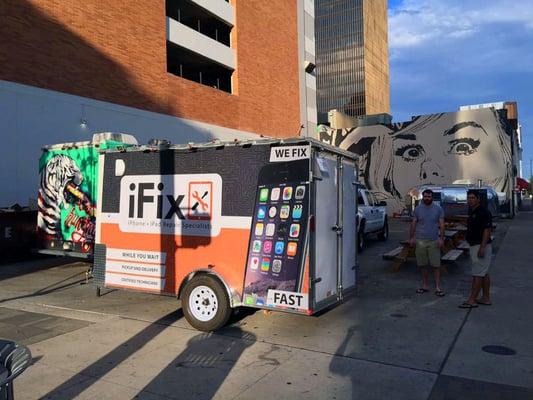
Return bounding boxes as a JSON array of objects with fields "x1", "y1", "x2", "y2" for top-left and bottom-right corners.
[{"x1": 387, "y1": 0, "x2": 533, "y2": 178}]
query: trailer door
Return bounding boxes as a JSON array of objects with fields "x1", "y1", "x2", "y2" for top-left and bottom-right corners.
[
  {"x1": 341, "y1": 158, "x2": 357, "y2": 292},
  {"x1": 312, "y1": 152, "x2": 339, "y2": 308}
]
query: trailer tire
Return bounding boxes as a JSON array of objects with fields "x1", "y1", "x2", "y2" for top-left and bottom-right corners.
[
  {"x1": 182, "y1": 274, "x2": 231, "y2": 332},
  {"x1": 357, "y1": 221, "x2": 365, "y2": 253}
]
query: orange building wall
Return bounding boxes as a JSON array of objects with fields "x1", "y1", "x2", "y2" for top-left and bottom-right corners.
[{"x1": 0, "y1": 0, "x2": 302, "y2": 138}]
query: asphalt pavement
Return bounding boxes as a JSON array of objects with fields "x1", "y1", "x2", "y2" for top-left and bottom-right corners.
[{"x1": 1, "y1": 204, "x2": 532, "y2": 399}]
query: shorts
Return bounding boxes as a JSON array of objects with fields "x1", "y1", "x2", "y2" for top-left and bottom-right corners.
[
  {"x1": 469, "y1": 244, "x2": 492, "y2": 277},
  {"x1": 415, "y1": 239, "x2": 441, "y2": 268}
]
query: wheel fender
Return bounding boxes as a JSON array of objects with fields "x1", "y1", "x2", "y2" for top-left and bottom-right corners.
[{"x1": 178, "y1": 269, "x2": 238, "y2": 307}]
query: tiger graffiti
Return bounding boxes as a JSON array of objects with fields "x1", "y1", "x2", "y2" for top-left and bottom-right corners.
[
  {"x1": 319, "y1": 108, "x2": 514, "y2": 213},
  {"x1": 37, "y1": 154, "x2": 96, "y2": 248}
]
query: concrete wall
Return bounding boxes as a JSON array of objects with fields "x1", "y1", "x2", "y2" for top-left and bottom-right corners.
[
  {"x1": 319, "y1": 108, "x2": 514, "y2": 213},
  {"x1": 297, "y1": 0, "x2": 318, "y2": 137},
  {"x1": 0, "y1": 80, "x2": 258, "y2": 208}
]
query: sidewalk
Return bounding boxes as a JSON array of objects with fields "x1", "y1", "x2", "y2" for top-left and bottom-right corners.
[
  {"x1": 434, "y1": 206, "x2": 533, "y2": 398},
  {"x1": 1, "y1": 211, "x2": 532, "y2": 399}
]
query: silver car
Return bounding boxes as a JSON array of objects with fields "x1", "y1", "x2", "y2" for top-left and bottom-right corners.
[{"x1": 407, "y1": 184, "x2": 500, "y2": 218}]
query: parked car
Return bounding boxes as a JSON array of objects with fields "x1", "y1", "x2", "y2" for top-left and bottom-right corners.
[
  {"x1": 356, "y1": 185, "x2": 388, "y2": 252},
  {"x1": 406, "y1": 184, "x2": 501, "y2": 218}
]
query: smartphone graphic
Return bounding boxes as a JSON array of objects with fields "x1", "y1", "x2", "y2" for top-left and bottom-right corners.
[{"x1": 243, "y1": 161, "x2": 310, "y2": 305}]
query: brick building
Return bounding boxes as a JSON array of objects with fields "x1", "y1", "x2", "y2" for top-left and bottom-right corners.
[{"x1": 0, "y1": 0, "x2": 317, "y2": 206}]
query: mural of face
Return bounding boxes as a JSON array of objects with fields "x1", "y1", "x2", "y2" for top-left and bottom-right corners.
[
  {"x1": 389, "y1": 113, "x2": 510, "y2": 200},
  {"x1": 319, "y1": 108, "x2": 513, "y2": 213}
]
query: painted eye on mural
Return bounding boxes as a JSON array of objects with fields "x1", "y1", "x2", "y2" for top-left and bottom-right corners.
[
  {"x1": 394, "y1": 144, "x2": 424, "y2": 162},
  {"x1": 448, "y1": 138, "x2": 480, "y2": 156}
]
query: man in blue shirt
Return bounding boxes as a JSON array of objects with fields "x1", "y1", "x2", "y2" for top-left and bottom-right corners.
[{"x1": 409, "y1": 189, "x2": 445, "y2": 296}]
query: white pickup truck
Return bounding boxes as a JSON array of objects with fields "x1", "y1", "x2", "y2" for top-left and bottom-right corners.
[{"x1": 356, "y1": 185, "x2": 389, "y2": 252}]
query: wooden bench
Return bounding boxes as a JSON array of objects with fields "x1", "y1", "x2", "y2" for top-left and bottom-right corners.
[
  {"x1": 383, "y1": 245, "x2": 412, "y2": 272},
  {"x1": 383, "y1": 239, "x2": 465, "y2": 272},
  {"x1": 441, "y1": 249, "x2": 463, "y2": 262},
  {"x1": 382, "y1": 246, "x2": 405, "y2": 260},
  {"x1": 444, "y1": 229, "x2": 459, "y2": 238},
  {"x1": 457, "y1": 241, "x2": 470, "y2": 250}
]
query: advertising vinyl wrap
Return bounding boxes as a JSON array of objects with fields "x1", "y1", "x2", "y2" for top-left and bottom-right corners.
[{"x1": 95, "y1": 144, "x2": 313, "y2": 312}]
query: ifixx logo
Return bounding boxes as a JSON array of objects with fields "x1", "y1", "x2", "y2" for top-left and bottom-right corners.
[{"x1": 118, "y1": 174, "x2": 222, "y2": 236}]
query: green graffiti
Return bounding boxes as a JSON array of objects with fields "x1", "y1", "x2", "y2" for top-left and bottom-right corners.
[{"x1": 38, "y1": 140, "x2": 126, "y2": 244}]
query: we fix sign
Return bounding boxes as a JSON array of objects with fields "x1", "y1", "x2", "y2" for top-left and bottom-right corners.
[{"x1": 269, "y1": 145, "x2": 310, "y2": 162}]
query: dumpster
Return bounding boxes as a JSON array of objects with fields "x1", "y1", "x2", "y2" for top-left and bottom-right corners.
[{"x1": 0, "y1": 208, "x2": 37, "y2": 262}]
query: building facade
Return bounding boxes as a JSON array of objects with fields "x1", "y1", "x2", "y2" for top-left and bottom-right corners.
[
  {"x1": 319, "y1": 107, "x2": 521, "y2": 216},
  {"x1": 315, "y1": 0, "x2": 390, "y2": 123},
  {"x1": 0, "y1": 0, "x2": 317, "y2": 206}
]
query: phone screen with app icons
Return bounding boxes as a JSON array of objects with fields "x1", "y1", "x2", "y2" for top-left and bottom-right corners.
[{"x1": 243, "y1": 163, "x2": 310, "y2": 305}]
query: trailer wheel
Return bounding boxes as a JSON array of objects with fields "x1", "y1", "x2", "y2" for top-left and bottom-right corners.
[
  {"x1": 357, "y1": 221, "x2": 365, "y2": 253},
  {"x1": 182, "y1": 275, "x2": 231, "y2": 332}
]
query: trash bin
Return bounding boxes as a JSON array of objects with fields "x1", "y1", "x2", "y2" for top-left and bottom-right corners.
[{"x1": 0, "y1": 340, "x2": 32, "y2": 400}]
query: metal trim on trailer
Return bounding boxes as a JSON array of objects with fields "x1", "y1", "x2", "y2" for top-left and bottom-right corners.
[
  {"x1": 314, "y1": 296, "x2": 341, "y2": 313},
  {"x1": 336, "y1": 155, "x2": 344, "y2": 301},
  {"x1": 309, "y1": 147, "x2": 318, "y2": 312},
  {"x1": 35, "y1": 249, "x2": 92, "y2": 259},
  {"x1": 95, "y1": 153, "x2": 105, "y2": 244},
  {"x1": 100, "y1": 137, "x2": 358, "y2": 162}
]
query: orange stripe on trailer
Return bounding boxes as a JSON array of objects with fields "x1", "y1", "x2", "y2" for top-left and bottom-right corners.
[{"x1": 99, "y1": 223, "x2": 250, "y2": 296}]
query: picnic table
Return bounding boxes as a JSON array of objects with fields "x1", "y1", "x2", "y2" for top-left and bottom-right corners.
[
  {"x1": 382, "y1": 215, "x2": 498, "y2": 272},
  {"x1": 383, "y1": 229, "x2": 465, "y2": 273}
]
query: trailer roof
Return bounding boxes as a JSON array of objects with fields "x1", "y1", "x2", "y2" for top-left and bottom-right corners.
[{"x1": 101, "y1": 136, "x2": 358, "y2": 160}]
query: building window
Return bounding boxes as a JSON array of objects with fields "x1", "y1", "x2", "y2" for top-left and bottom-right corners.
[
  {"x1": 167, "y1": 42, "x2": 232, "y2": 93},
  {"x1": 166, "y1": 0, "x2": 233, "y2": 93},
  {"x1": 166, "y1": 0, "x2": 231, "y2": 46}
]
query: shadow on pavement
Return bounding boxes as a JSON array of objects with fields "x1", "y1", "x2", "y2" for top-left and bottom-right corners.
[
  {"x1": 0, "y1": 270, "x2": 87, "y2": 304},
  {"x1": 0, "y1": 257, "x2": 77, "y2": 281},
  {"x1": 135, "y1": 326, "x2": 256, "y2": 400},
  {"x1": 328, "y1": 325, "x2": 358, "y2": 399},
  {"x1": 40, "y1": 310, "x2": 183, "y2": 399}
]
